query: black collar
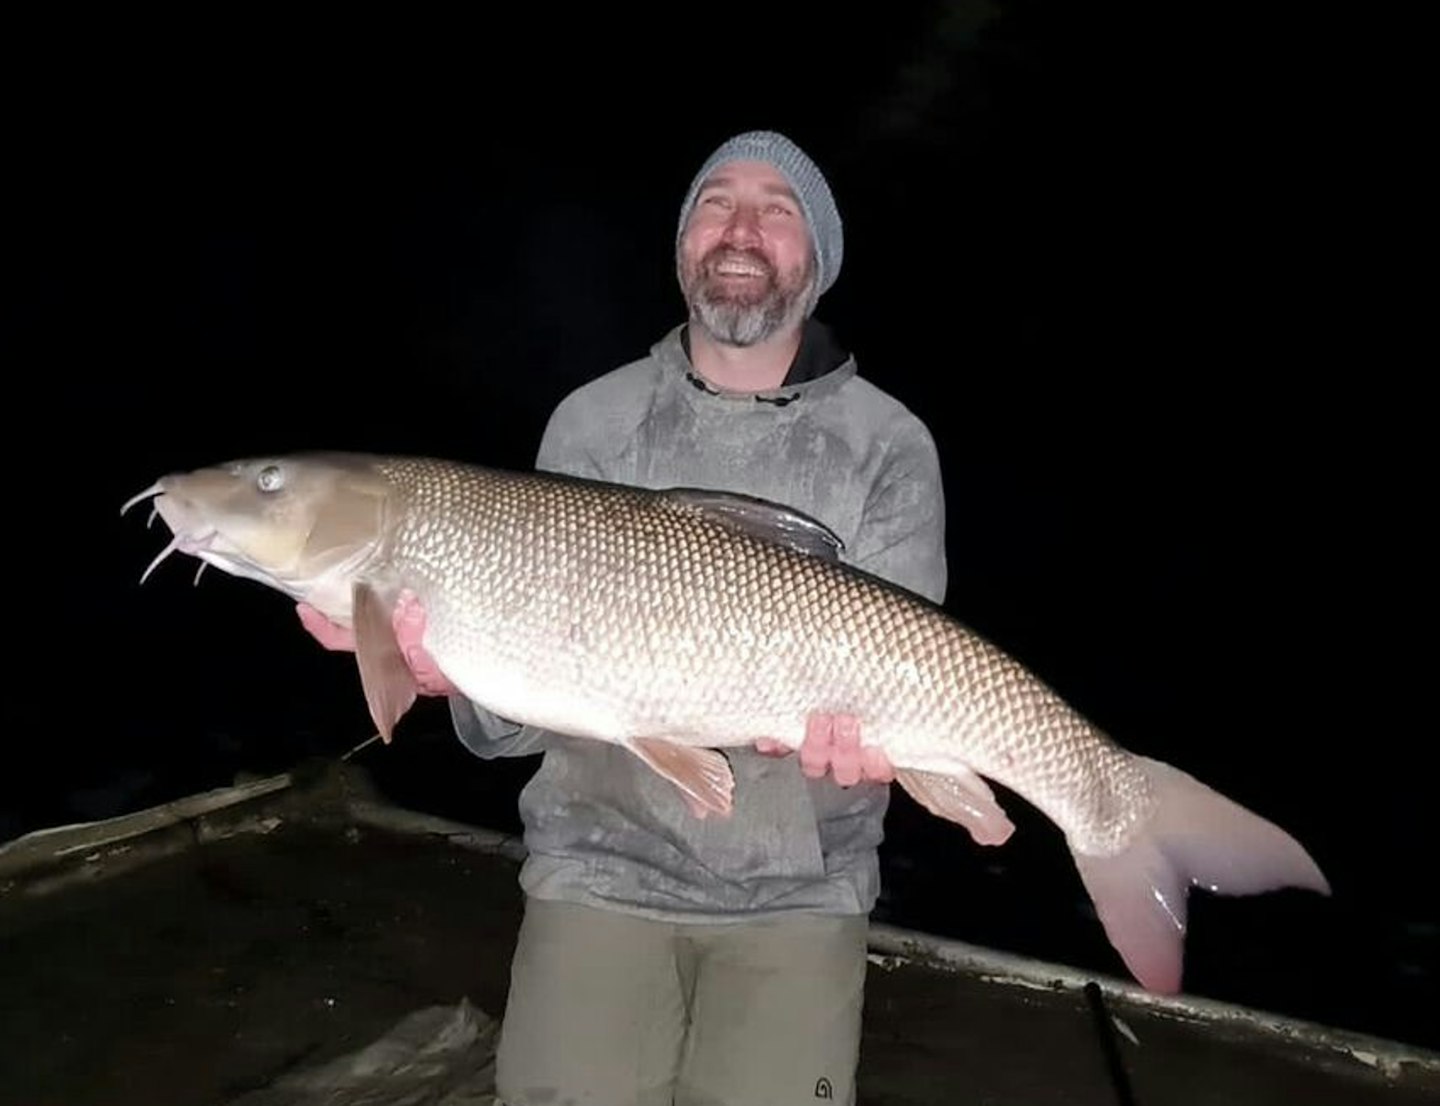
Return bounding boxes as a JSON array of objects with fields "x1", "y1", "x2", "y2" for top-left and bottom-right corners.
[{"x1": 680, "y1": 319, "x2": 850, "y2": 400}]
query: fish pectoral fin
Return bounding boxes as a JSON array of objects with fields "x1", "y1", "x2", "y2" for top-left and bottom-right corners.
[
  {"x1": 627, "y1": 738, "x2": 735, "y2": 819},
  {"x1": 895, "y1": 767, "x2": 1016, "y2": 846},
  {"x1": 352, "y1": 581, "x2": 417, "y2": 744}
]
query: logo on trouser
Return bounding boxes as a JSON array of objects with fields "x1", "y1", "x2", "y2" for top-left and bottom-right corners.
[{"x1": 814, "y1": 1076, "x2": 834, "y2": 1099}]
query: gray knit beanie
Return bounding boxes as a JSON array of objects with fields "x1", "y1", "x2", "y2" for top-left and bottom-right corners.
[{"x1": 675, "y1": 130, "x2": 844, "y2": 303}]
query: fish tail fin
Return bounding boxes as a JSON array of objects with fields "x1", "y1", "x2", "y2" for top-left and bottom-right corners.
[{"x1": 1071, "y1": 755, "x2": 1330, "y2": 994}]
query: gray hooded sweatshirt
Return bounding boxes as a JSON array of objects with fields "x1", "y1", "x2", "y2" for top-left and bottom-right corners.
[{"x1": 451, "y1": 320, "x2": 948, "y2": 922}]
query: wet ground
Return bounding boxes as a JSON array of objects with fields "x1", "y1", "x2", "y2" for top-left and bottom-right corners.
[{"x1": 1, "y1": 763, "x2": 1435, "y2": 1106}]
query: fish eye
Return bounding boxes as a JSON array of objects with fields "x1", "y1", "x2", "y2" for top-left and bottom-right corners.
[{"x1": 256, "y1": 465, "x2": 285, "y2": 493}]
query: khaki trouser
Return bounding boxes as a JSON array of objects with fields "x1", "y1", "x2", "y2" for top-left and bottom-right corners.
[{"x1": 495, "y1": 896, "x2": 868, "y2": 1106}]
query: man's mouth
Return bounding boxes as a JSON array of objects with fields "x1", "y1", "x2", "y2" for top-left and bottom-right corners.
[{"x1": 706, "y1": 251, "x2": 773, "y2": 281}]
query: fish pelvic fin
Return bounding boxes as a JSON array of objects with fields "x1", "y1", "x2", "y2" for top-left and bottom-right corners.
[
  {"x1": 895, "y1": 767, "x2": 1016, "y2": 846},
  {"x1": 1072, "y1": 755, "x2": 1331, "y2": 995},
  {"x1": 352, "y1": 581, "x2": 418, "y2": 743},
  {"x1": 626, "y1": 737, "x2": 736, "y2": 819}
]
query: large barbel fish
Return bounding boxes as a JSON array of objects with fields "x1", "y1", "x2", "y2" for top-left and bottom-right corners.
[{"x1": 123, "y1": 452, "x2": 1329, "y2": 993}]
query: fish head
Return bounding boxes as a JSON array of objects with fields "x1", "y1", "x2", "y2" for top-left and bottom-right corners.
[{"x1": 124, "y1": 453, "x2": 394, "y2": 621}]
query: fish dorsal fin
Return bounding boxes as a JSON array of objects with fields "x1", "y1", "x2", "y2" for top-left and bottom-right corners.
[
  {"x1": 665, "y1": 488, "x2": 844, "y2": 562},
  {"x1": 352, "y1": 581, "x2": 417, "y2": 743}
]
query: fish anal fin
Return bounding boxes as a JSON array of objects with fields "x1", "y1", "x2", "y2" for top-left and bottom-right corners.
[
  {"x1": 627, "y1": 737, "x2": 735, "y2": 819},
  {"x1": 896, "y1": 767, "x2": 1016, "y2": 846},
  {"x1": 352, "y1": 581, "x2": 417, "y2": 743}
]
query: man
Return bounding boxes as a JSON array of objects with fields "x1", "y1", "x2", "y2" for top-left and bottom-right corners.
[{"x1": 302, "y1": 130, "x2": 947, "y2": 1105}]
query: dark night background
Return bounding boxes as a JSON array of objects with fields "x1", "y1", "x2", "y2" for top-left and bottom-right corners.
[{"x1": 6, "y1": 2, "x2": 1432, "y2": 1057}]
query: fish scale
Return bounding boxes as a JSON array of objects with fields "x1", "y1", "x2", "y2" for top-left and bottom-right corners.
[{"x1": 126, "y1": 451, "x2": 1331, "y2": 993}]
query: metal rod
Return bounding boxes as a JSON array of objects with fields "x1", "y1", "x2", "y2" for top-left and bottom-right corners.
[{"x1": 1085, "y1": 980, "x2": 1138, "y2": 1106}]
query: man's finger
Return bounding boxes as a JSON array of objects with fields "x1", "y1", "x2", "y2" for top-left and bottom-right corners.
[
  {"x1": 799, "y1": 713, "x2": 833, "y2": 779},
  {"x1": 392, "y1": 590, "x2": 426, "y2": 639},
  {"x1": 860, "y1": 745, "x2": 896, "y2": 784},
  {"x1": 297, "y1": 602, "x2": 355, "y2": 651},
  {"x1": 830, "y1": 714, "x2": 863, "y2": 787}
]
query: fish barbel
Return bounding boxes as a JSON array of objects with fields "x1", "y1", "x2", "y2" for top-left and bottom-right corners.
[{"x1": 122, "y1": 451, "x2": 1330, "y2": 993}]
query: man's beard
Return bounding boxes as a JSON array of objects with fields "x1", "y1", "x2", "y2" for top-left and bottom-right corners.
[{"x1": 683, "y1": 248, "x2": 814, "y2": 347}]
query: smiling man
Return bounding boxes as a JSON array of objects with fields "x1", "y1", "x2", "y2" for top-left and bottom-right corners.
[
  {"x1": 304, "y1": 130, "x2": 950, "y2": 1105},
  {"x1": 464, "y1": 129, "x2": 948, "y2": 1106}
]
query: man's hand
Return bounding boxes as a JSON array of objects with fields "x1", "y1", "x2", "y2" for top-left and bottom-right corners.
[
  {"x1": 756, "y1": 713, "x2": 895, "y2": 786},
  {"x1": 297, "y1": 602, "x2": 356, "y2": 651},
  {"x1": 296, "y1": 591, "x2": 460, "y2": 697}
]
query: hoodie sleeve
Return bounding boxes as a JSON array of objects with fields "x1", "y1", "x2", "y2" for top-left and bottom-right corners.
[{"x1": 449, "y1": 696, "x2": 554, "y2": 759}]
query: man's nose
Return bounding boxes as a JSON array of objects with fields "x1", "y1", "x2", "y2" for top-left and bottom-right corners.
[{"x1": 721, "y1": 204, "x2": 762, "y2": 246}]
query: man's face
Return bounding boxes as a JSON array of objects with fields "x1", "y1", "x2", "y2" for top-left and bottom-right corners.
[{"x1": 678, "y1": 160, "x2": 816, "y2": 347}]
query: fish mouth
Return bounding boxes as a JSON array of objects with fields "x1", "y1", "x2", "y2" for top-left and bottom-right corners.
[{"x1": 120, "y1": 483, "x2": 220, "y2": 585}]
